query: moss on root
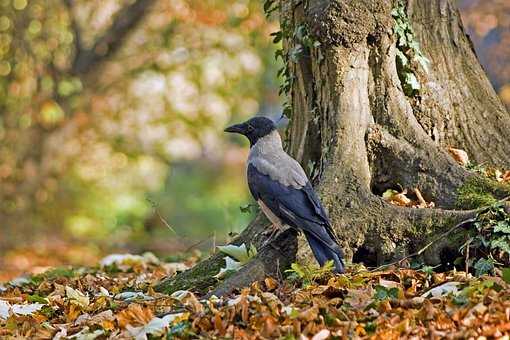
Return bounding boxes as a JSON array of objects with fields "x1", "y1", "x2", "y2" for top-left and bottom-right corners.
[
  {"x1": 456, "y1": 176, "x2": 510, "y2": 209},
  {"x1": 154, "y1": 254, "x2": 224, "y2": 295}
]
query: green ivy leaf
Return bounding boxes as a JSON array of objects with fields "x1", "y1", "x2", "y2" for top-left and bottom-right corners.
[
  {"x1": 405, "y1": 72, "x2": 420, "y2": 90},
  {"x1": 374, "y1": 286, "x2": 399, "y2": 301},
  {"x1": 396, "y1": 49, "x2": 408, "y2": 67},
  {"x1": 415, "y1": 53, "x2": 430, "y2": 73},
  {"x1": 270, "y1": 30, "x2": 282, "y2": 44},
  {"x1": 452, "y1": 294, "x2": 469, "y2": 306},
  {"x1": 494, "y1": 220, "x2": 510, "y2": 233},
  {"x1": 289, "y1": 45, "x2": 303, "y2": 62},
  {"x1": 295, "y1": 25, "x2": 306, "y2": 41},
  {"x1": 474, "y1": 258, "x2": 495, "y2": 276},
  {"x1": 239, "y1": 204, "x2": 253, "y2": 214},
  {"x1": 490, "y1": 236, "x2": 510, "y2": 253}
]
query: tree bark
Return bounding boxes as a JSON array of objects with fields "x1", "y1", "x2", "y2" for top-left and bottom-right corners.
[{"x1": 156, "y1": 0, "x2": 510, "y2": 296}]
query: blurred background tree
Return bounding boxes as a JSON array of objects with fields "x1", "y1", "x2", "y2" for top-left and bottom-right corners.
[
  {"x1": 459, "y1": 0, "x2": 510, "y2": 109},
  {"x1": 0, "y1": 0, "x2": 508, "y2": 263},
  {"x1": 0, "y1": 0, "x2": 281, "y2": 254}
]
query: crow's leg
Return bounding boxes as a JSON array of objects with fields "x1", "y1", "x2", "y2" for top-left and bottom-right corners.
[
  {"x1": 261, "y1": 223, "x2": 285, "y2": 247},
  {"x1": 263, "y1": 224, "x2": 279, "y2": 237}
]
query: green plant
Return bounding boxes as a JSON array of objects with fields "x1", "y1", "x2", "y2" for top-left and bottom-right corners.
[
  {"x1": 264, "y1": 0, "x2": 322, "y2": 120},
  {"x1": 391, "y1": 1, "x2": 430, "y2": 96},
  {"x1": 373, "y1": 285, "x2": 400, "y2": 301},
  {"x1": 285, "y1": 261, "x2": 335, "y2": 287},
  {"x1": 461, "y1": 202, "x2": 510, "y2": 275}
]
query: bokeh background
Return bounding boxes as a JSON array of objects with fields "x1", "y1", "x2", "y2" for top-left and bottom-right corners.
[{"x1": 0, "y1": 0, "x2": 509, "y2": 280}]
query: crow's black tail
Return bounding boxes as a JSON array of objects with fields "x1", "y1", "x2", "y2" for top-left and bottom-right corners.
[{"x1": 304, "y1": 231, "x2": 345, "y2": 273}]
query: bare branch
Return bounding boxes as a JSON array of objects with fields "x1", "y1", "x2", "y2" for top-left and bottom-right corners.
[
  {"x1": 71, "y1": 0, "x2": 156, "y2": 76},
  {"x1": 63, "y1": 0, "x2": 83, "y2": 61}
]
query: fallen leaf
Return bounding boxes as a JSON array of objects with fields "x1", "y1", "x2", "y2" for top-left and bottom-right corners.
[
  {"x1": 382, "y1": 189, "x2": 412, "y2": 206},
  {"x1": 448, "y1": 147, "x2": 469, "y2": 166},
  {"x1": 311, "y1": 329, "x2": 330, "y2": 340},
  {"x1": 0, "y1": 300, "x2": 10, "y2": 319},
  {"x1": 67, "y1": 327, "x2": 104, "y2": 339},
  {"x1": 501, "y1": 170, "x2": 510, "y2": 182},
  {"x1": 264, "y1": 277, "x2": 278, "y2": 291},
  {"x1": 217, "y1": 243, "x2": 257, "y2": 263},
  {"x1": 0, "y1": 300, "x2": 45, "y2": 318},
  {"x1": 66, "y1": 286, "x2": 90, "y2": 308},
  {"x1": 214, "y1": 256, "x2": 242, "y2": 279},
  {"x1": 11, "y1": 303, "x2": 45, "y2": 315},
  {"x1": 345, "y1": 288, "x2": 374, "y2": 310},
  {"x1": 117, "y1": 303, "x2": 154, "y2": 328},
  {"x1": 379, "y1": 279, "x2": 400, "y2": 289},
  {"x1": 126, "y1": 313, "x2": 187, "y2": 340},
  {"x1": 100, "y1": 253, "x2": 159, "y2": 271},
  {"x1": 421, "y1": 282, "x2": 461, "y2": 298},
  {"x1": 75, "y1": 310, "x2": 115, "y2": 326},
  {"x1": 114, "y1": 291, "x2": 154, "y2": 301}
]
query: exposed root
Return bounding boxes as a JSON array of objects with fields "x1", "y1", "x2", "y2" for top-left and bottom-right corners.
[
  {"x1": 298, "y1": 163, "x2": 483, "y2": 264},
  {"x1": 155, "y1": 215, "x2": 297, "y2": 296},
  {"x1": 367, "y1": 126, "x2": 469, "y2": 207},
  {"x1": 368, "y1": 217, "x2": 476, "y2": 272}
]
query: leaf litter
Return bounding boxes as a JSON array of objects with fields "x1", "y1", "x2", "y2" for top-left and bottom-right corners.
[{"x1": 1, "y1": 252, "x2": 510, "y2": 339}]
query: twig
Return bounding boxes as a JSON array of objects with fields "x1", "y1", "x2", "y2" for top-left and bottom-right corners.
[
  {"x1": 276, "y1": 258, "x2": 283, "y2": 283},
  {"x1": 465, "y1": 238, "x2": 470, "y2": 274},
  {"x1": 369, "y1": 217, "x2": 476, "y2": 272},
  {"x1": 184, "y1": 234, "x2": 215, "y2": 254},
  {"x1": 146, "y1": 198, "x2": 177, "y2": 235},
  {"x1": 496, "y1": 195, "x2": 510, "y2": 205}
]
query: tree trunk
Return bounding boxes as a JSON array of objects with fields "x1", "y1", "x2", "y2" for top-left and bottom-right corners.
[{"x1": 156, "y1": 0, "x2": 510, "y2": 296}]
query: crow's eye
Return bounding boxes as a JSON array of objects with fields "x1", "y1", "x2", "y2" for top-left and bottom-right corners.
[{"x1": 247, "y1": 125, "x2": 254, "y2": 132}]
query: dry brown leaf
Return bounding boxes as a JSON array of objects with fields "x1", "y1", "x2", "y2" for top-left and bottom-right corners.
[
  {"x1": 392, "y1": 192, "x2": 412, "y2": 206},
  {"x1": 261, "y1": 316, "x2": 278, "y2": 337},
  {"x1": 264, "y1": 277, "x2": 278, "y2": 291},
  {"x1": 181, "y1": 292, "x2": 203, "y2": 314},
  {"x1": 214, "y1": 312, "x2": 225, "y2": 335},
  {"x1": 448, "y1": 147, "x2": 469, "y2": 166},
  {"x1": 501, "y1": 170, "x2": 510, "y2": 182},
  {"x1": 383, "y1": 188, "x2": 435, "y2": 208},
  {"x1": 345, "y1": 288, "x2": 374, "y2": 310},
  {"x1": 65, "y1": 303, "x2": 82, "y2": 322},
  {"x1": 298, "y1": 306, "x2": 319, "y2": 322},
  {"x1": 116, "y1": 303, "x2": 153, "y2": 328},
  {"x1": 311, "y1": 329, "x2": 330, "y2": 340}
]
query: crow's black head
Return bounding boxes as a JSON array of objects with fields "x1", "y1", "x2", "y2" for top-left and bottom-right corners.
[{"x1": 224, "y1": 116, "x2": 276, "y2": 146}]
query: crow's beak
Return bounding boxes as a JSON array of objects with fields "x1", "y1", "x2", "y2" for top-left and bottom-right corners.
[{"x1": 224, "y1": 123, "x2": 245, "y2": 134}]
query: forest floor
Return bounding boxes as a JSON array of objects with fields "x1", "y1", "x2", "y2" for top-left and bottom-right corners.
[{"x1": 1, "y1": 249, "x2": 509, "y2": 339}]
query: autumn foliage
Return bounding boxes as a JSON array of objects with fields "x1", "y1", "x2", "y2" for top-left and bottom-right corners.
[{"x1": 1, "y1": 253, "x2": 510, "y2": 338}]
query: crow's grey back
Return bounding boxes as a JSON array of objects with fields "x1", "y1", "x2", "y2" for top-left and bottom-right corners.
[{"x1": 248, "y1": 130, "x2": 307, "y2": 189}]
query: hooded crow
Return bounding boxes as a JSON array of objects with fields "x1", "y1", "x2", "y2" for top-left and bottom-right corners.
[{"x1": 225, "y1": 116, "x2": 345, "y2": 273}]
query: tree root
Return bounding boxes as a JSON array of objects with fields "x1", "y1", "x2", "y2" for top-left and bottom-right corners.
[
  {"x1": 155, "y1": 215, "x2": 297, "y2": 296},
  {"x1": 367, "y1": 126, "x2": 470, "y2": 207}
]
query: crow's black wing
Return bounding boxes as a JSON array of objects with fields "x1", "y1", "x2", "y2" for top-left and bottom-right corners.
[
  {"x1": 247, "y1": 163, "x2": 344, "y2": 272},
  {"x1": 248, "y1": 164, "x2": 323, "y2": 224},
  {"x1": 247, "y1": 164, "x2": 337, "y2": 246}
]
